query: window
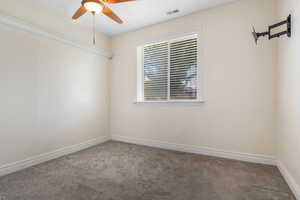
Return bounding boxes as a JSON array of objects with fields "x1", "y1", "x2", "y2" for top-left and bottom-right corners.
[{"x1": 137, "y1": 34, "x2": 200, "y2": 102}]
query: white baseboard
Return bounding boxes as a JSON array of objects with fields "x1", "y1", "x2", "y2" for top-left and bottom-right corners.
[
  {"x1": 111, "y1": 135, "x2": 276, "y2": 165},
  {"x1": 0, "y1": 136, "x2": 110, "y2": 177},
  {"x1": 277, "y1": 161, "x2": 300, "y2": 200}
]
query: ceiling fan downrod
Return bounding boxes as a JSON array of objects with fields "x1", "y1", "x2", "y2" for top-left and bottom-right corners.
[{"x1": 93, "y1": 12, "x2": 96, "y2": 45}]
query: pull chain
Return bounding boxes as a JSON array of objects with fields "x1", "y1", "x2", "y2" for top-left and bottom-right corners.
[{"x1": 92, "y1": 12, "x2": 96, "y2": 45}]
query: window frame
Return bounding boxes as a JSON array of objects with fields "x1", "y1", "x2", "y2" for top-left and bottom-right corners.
[{"x1": 136, "y1": 33, "x2": 204, "y2": 103}]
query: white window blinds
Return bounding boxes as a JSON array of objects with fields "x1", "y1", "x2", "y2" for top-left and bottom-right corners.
[
  {"x1": 143, "y1": 42, "x2": 169, "y2": 101},
  {"x1": 170, "y1": 37, "x2": 198, "y2": 100},
  {"x1": 141, "y1": 35, "x2": 199, "y2": 102}
]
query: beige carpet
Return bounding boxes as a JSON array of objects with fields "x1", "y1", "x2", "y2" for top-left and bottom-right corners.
[{"x1": 0, "y1": 141, "x2": 295, "y2": 200}]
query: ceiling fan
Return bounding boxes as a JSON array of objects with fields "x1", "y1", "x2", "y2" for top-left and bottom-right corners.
[
  {"x1": 72, "y1": 0, "x2": 135, "y2": 44},
  {"x1": 72, "y1": 0, "x2": 135, "y2": 23}
]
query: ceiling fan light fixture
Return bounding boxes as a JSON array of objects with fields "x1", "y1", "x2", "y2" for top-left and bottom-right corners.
[{"x1": 84, "y1": 1, "x2": 103, "y2": 14}]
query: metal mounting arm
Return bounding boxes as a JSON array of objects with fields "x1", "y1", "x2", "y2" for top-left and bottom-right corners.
[{"x1": 252, "y1": 14, "x2": 291, "y2": 44}]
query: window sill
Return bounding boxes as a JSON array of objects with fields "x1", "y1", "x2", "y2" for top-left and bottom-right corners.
[{"x1": 134, "y1": 100, "x2": 205, "y2": 104}]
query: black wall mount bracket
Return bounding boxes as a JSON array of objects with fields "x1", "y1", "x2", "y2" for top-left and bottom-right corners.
[{"x1": 252, "y1": 14, "x2": 291, "y2": 44}]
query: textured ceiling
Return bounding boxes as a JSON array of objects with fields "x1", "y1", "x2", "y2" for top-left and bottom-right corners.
[{"x1": 35, "y1": 0, "x2": 238, "y2": 35}]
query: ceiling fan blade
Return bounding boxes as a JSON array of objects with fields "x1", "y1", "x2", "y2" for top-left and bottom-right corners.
[
  {"x1": 72, "y1": 6, "x2": 87, "y2": 20},
  {"x1": 101, "y1": 0, "x2": 135, "y2": 4},
  {"x1": 102, "y1": 7, "x2": 123, "y2": 24}
]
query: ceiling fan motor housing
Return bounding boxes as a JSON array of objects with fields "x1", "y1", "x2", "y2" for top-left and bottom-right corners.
[
  {"x1": 81, "y1": 0, "x2": 102, "y2": 6},
  {"x1": 81, "y1": 0, "x2": 104, "y2": 14}
]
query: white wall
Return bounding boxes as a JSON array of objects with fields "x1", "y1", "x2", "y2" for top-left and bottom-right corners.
[
  {"x1": 110, "y1": 0, "x2": 277, "y2": 157},
  {"x1": 0, "y1": 0, "x2": 111, "y2": 166},
  {"x1": 277, "y1": 0, "x2": 300, "y2": 195}
]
